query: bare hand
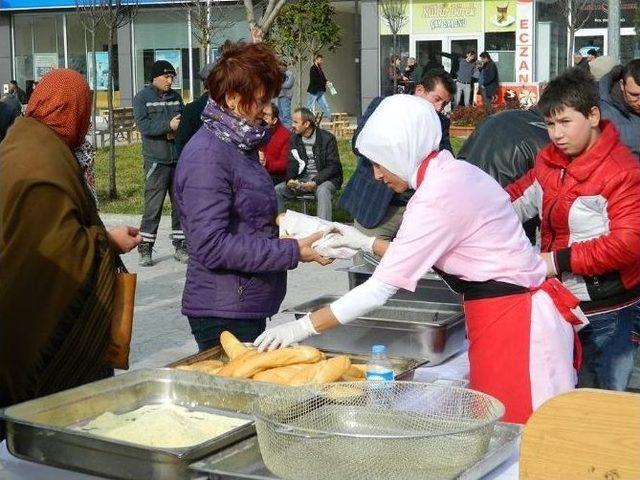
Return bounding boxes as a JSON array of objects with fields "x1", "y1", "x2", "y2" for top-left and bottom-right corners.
[
  {"x1": 169, "y1": 114, "x2": 181, "y2": 131},
  {"x1": 107, "y1": 226, "x2": 142, "y2": 254},
  {"x1": 540, "y1": 252, "x2": 557, "y2": 278},
  {"x1": 297, "y1": 231, "x2": 333, "y2": 266},
  {"x1": 258, "y1": 151, "x2": 266, "y2": 166},
  {"x1": 301, "y1": 181, "x2": 317, "y2": 193}
]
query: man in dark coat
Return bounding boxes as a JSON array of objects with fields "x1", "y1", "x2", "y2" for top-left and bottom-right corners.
[
  {"x1": 175, "y1": 62, "x2": 216, "y2": 157},
  {"x1": 274, "y1": 107, "x2": 342, "y2": 221},
  {"x1": 339, "y1": 70, "x2": 455, "y2": 255},
  {"x1": 305, "y1": 54, "x2": 331, "y2": 120},
  {"x1": 478, "y1": 51, "x2": 499, "y2": 113},
  {"x1": 133, "y1": 60, "x2": 184, "y2": 266}
]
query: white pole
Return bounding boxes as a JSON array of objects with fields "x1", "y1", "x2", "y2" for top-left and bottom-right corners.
[{"x1": 607, "y1": 0, "x2": 620, "y2": 62}]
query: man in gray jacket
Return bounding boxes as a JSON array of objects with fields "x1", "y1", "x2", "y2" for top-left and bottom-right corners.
[
  {"x1": 599, "y1": 59, "x2": 640, "y2": 158},
  {"x1": 278, "y1": 64, "x2": 295, "y2": 129},
  {"x1": 133, "y1": 60, "x2": 185, "y2": 266}
]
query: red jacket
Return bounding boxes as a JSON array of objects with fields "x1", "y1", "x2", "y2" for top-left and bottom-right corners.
[
  {"x1": 506, "y1": 121, "x2": 640, "y2": 313},
  {"x1": 260, "y1": 122, "x2": 290, "y2": 178}
]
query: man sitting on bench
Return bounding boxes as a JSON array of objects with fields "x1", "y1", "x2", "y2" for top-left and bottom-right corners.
[{"x1": 275, "y1": 107, "x2": 342, "y2": 221}]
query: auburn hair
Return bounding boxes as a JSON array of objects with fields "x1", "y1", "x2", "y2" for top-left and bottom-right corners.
[{"x1": 207, "y1": 41, "x2": 283, "y2": 112}]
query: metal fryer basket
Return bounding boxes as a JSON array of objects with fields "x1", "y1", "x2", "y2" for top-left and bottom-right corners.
[{"x1": 252, "y1": 382, "x2": 504, "y2": 480}]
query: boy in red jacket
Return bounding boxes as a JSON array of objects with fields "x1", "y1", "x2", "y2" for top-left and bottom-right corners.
[
  {"x1": 507, "y1": 68, "x2": 640, "y2": 391},
  {"x1": 259, "y1": 102, "x2": 290, "y2": 184}
]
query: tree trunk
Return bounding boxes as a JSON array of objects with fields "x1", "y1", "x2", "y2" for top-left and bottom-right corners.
[
  {"x1": 568, "y1": 26, "x2": 575, "y2": 68},
  {"x1": 297, "y1": 54, "x2": 303, "y2": 109},
  {"x1": 91, "y1": 28, "x2": 98, "y2": 147},
  {"x1": 392, "y1": 33, "x2": 398, "y2": 93},
  {"x1": 107, "y1": 24, "x2": 117, "y2": 200}
]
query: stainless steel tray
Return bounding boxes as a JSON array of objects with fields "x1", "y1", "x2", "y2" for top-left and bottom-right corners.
[
  {"x1": 1, "y1": 368, "x2": 285, "y2": 480},
  {"x1": 285, "y1": 295, "x2": 467, "y2": 365},
  {"x1": 343, "y1": 262, "x2": 461, "y2": 304},
  {"x1": 167, "y1": 345, "x2": 427, "y2": 381},
  {"x1": 190, "y1": 422, "x2": 521, "y2": 480}
]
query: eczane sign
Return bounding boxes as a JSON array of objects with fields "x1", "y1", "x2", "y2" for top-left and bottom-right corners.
[{"x1": 515, "y1": 0, "x2": 534, "y2": 83}]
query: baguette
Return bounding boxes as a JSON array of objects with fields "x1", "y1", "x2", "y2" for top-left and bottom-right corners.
[
  {"x1": 253, "y1": 364, "x2": 309, "y2": 385},
  {"x1": 216, "y1": 349, "x2": 261, "y2": 377},
  {"x1": 289, "y1": 356, "x2": 351, "y2": 386},
  {"x1": 176, "y1": 359, "x2": 224, "y2": 375},
  {"x1": 220, "y1": 331, "x2": 249, "y2": 360},
  {"x1": 344, "y1": 364, "x2": 366, "y2": 379},
  {"x1": 228, "y1": 345, "x2": 323, "y2": 379}
]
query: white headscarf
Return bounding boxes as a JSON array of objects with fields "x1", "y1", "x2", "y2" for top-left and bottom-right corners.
[{"x1": 355, "y1": 94, "x2": 442, "y2": 189}]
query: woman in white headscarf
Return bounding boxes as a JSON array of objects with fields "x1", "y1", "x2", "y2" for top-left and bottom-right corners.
[{"x1": 255, "y1": 95, "x2": 583, "y2": 424}]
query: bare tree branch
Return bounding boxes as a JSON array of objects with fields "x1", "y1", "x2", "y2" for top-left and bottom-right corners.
[
  {"x1": 243, "y1": 0, "x2": 256, "y2": 28},
  {"x1": 261, "y1": 0, "x2": 287, "y2": 32}
]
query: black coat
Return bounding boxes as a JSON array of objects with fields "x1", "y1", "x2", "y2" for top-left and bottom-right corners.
[
  {"x1": 307, "y1": 64, "x2": 327, "y2": 95},
  {"x1": 480, "y1": 61, "x2": 499, "y2": 97},
  {"x1": 286, "y1": 127, "x2": 343, "y2": 188},
  {"x1": 175, "y1": 93, "x2": 208, "y2": 157}
]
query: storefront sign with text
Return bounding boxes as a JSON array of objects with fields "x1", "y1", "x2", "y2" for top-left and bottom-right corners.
[
  {"x1": 412, "y1": 0, "x2": 482, "y2": 35},
  {"x1": 515, "y1": 0, "x2": 534, "y2": 84}
]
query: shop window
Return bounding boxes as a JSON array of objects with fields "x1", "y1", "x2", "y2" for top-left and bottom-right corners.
[
  {"x1": 621, "y1": 35, "x2": 639, "y2": 65},
  {"x1": 13, "y1": 14, "x2": 64, "y2": 100},
  {"x1": 484, "y1": 32, "x2": 515, "y2": 83},
  {"x1": 534, "y1": 0, "x2": 568, "y2": 82},
  {"x1": 380, "y1": 34, "x2": 409, "y2": 97}
]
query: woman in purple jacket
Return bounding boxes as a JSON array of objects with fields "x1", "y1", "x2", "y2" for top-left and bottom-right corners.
[{"x1": 174, "y1": 42, "x2": 328, "y2": 351}]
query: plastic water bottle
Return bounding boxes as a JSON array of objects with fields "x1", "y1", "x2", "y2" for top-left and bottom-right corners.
[{"x1": 366, "y1": 345, "x2": 394, "y2": 382}]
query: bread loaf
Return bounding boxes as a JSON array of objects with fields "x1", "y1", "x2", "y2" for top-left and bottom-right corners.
[
  {"x1": 228, "y1": 345, "x2": 323, "y2": 379},
  {"x1": 345, "y1": 364, "x2": 366, "y2": 379},
  {"x1": 252, "y1": 364, "x2": 309, "y2": 385},
  {"x1": 220, "y1": 331, "x2": 249, "y2": 360},
  {"x1": 176, "y1": 359, "x2": 224, "y2": 374},
  {"x1": 289, "y1": 356, "x2": 351, "y2": 386},
  {"x1": 216, "y1": 349, "x2": 261, "y2": 377}
]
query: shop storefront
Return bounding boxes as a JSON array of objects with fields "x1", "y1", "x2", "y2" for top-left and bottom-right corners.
[
  {"x1": 374, "y1": 0, "x2": 638, "y2": 104},
  {"x1": 0, "y1": 0, "x2": 249, "y2": 109}
]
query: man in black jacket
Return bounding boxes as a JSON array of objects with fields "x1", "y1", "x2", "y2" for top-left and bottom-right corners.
[
  {"x1": 305, "y1": 54, "x2": 331, "y2": 120},
  {"x1": 175, "y1": 62, "x2": 215, "y2": 157},
  {"x1": 274, "y1": 107, "x2": 342, "y2": 221},
  {"x1": 478, "y1": 51, "x2": 499, "y2": 113},
  {"x1": 133, "y1": 60, "x2": 185, "y2": 266}
]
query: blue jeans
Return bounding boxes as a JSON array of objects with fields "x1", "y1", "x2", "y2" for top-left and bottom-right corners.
[
  {"x1": 278, "y1": 96, "x2": 292, "y2": 129},
  {"x1": 188, "y1": 316, "x2": 266, "y2": 352},
  {"x1": 306, "y1": 92, "x2": 331, "y2": 119},
  {"x1": 577, "y1": 304, "x2": 638, "y2": 391}
]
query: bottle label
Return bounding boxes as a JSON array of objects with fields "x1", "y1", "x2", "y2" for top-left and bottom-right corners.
[{"x1": 366, "y1": 370, "x2": 394, "y2": 381}]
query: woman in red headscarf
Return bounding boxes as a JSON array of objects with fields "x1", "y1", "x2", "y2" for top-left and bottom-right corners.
[{"x1": 0, "y1": 69, "x2": 141, "y2": 416}]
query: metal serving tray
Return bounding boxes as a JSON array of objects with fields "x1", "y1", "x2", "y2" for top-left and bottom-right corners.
[
  {"x1": 343, "y1": 264, "x2": 462, "y2": 304},
  {"x1": 1, "y1": 368, "x2": 285, "y2": 480},
  {"x1": 189, "y1": 422, "x2": 521, "y2": 480},
  {"x1": 167, "y1": 344, "x2": 427, "y2": 381},
  {"x1": 285, "y1": 295, "x2": 467, "y2": 365}
]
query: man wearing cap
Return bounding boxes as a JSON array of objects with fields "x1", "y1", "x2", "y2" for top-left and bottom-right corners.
[
  {"x1": 175, "y1": 62, "x2": 215, "y2": 157},
  {"x1": 133, "y1": 60, "x2": 185, "y2": 266}
]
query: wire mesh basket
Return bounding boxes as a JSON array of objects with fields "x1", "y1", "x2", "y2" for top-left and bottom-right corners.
[{"x1": 252, "y1": 381, "x2": 504, "y2": 480}]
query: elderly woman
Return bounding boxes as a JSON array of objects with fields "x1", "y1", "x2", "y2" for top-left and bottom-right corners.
[
  {"x1": 173, "y1": 42, "x2": 327, "y2": 352},
  {"x1": 0, "y1": 69, "x2": 141, "y2": 412},
  {"x1": 256, "y1": 94, "x2": 584, "y2": 424}
]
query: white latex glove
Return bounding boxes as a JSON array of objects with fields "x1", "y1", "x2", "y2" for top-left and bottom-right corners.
[
  {"x1": 330, "y1": 222, "x2": 376, "y2": 254},
  {"x1": 540, "y1": 252, "x2": 557, "y2": 277},
  {"x1": 253, "y1": 314, "x2": 318, "y2": 352}
]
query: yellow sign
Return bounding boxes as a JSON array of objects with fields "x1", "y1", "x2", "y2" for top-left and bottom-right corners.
[
  {"x1": 412, "y1": 0, "x2": 483, "y2": 34},
  {"x1": 484, "y1": 0, "x2": 516, "y2": 32}
]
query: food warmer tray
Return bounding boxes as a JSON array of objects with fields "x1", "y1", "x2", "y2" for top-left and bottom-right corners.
[
  {"x1": 285, "y1": 295, "x2": 467, "y2": 365},
  {"x1": 189, "y1": 422, "x2": 522, "y2": 480},
  {"x1": 1, "y1": 368, "x2": 285, "y2": 480}
]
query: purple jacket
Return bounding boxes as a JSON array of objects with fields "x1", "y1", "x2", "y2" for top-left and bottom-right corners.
[{"x1": 173, "y1": 100, "x2": 299, "y2": 319}]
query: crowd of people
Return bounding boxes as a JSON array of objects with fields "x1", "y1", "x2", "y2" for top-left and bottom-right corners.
[{"x1": 0, "y1": 35, "x2": 639, "y2": 429}]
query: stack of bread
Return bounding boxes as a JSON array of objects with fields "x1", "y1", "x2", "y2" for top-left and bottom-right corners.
[{"x1": 175, "y1": 331, "x2": 366, "y2": 386}]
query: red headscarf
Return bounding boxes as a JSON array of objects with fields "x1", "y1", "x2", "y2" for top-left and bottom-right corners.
[{"x1": 26, "y1": 69, "x2": 91, "y2": 149}]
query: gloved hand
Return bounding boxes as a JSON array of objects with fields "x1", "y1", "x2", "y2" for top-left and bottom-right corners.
[
  {"x1": 254, "y1": 314, "x2": 318, "y2": 352},
  {"x1": 329, "y1": 222, "x2": 376, "y2": 254}
]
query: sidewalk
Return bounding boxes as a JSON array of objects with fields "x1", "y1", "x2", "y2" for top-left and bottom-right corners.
[{"x1": 101, "y1": 213, "x2": 350, "y2": 369}]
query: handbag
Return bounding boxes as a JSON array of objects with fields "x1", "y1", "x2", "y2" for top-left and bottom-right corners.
[{"x1": 103, "y1": 256, "x2": 137, "y2": 370}]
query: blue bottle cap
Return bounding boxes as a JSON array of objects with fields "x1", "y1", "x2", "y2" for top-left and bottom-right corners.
[{"x1": 372, "y1": 344, "x2": 386, "y2": 354}]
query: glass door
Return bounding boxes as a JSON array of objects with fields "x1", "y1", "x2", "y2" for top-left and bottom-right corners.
[{"x1": 413, "y1": 38, "x2": 444, "y2": 79}]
